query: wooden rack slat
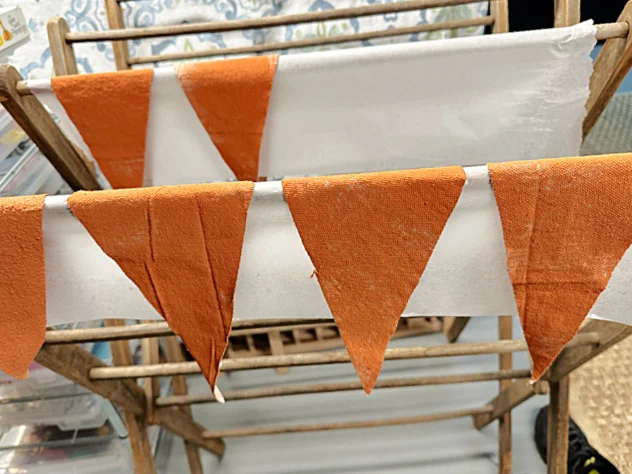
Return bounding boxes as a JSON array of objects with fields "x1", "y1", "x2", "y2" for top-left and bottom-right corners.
[
  {"x1": 14, "y1": 21, "x2": 628, "y2": 97},
  {"x1": 45, "y1": 318, "x2": 330, "y2": 344},
  {"x1": 156, "y1": 368, "x2": 532, "y2": 406},
  {"x1": 66, "y1": 0, "x2": 486, "y2": 43},
  {"x1": 201, "y1": 406, "x2": 493, "y2": 438},
  {"x1": 128, "y1": 17, "x2": 494, "y2": 64},
  {"x1": 89, "y1": 332, "x2": 599, "y2": 380},
  {"x1": 595, "y1": 21, "x2": 629, "y2": 41}
]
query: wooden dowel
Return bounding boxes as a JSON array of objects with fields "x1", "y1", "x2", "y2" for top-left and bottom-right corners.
[
  {"x1": 46, "y1": 316, "x2": 429, "y2": 344},
  {"x1": 230, "y1": 322, "x2": 335, "y2": 337},
  {"x1": 62, "y1": 20, "x2": 630, "y2": 47},
  {"x1": 15, "y1": 81, "x2": 30, "y2": 95},
  {"x1": 595, "y1": 21, "x2": 629, "y2": 41},
  {"x1": 129, "y1": 17, "x2": 493, "y2": 65},
  {"x1": 202, "y1": 406, "x2": 493, "y2": 438},
  {"x1": 15, "y1": 22, "x2": 628, "y2": 97},
  {"x1": 89, "y1": 333, "x2": 600, "y2": 380},
  {"x1": 45, "y1": 322, "x2": 173, "y2": 344},
  {"x1": 45, "y1": 318, "x2": 330, "y2": 344},
  {"x1": 547, "y1": 376, "x2": 570, "y2": 474},
  {"x1": 67, "y1": 0, "x2": 485, "y2": 43},
  {"x1": 155, "y1": 369, "x2": 532, "y2": 407},
  {"x1": 498, "y1": 316, "x2": 513, "y2": 474}
]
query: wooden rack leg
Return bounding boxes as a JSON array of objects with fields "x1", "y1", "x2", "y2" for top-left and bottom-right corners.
[
  {"x1": 490, "y1": 0, "x2": 509, "y2": 33},
  {"x1": 474, "y1": 319, "x2": 632, "y2": 429},
  {"x1": 106, "y1": 320, "x2": 157, "y2": 474},
  {"x1": 35, "y1": 342, "x2": 225, "y2": 455},
  {"x1": 443, "y1": 316, "x2": 470, "y2": 343},
  {"x1": 547, "y1": 376, "x2": 570, "y2": 474},
  {"x1": 498, "y1": 316, "x2": 512, "y2": 474},
  {"x1": 269, "y1": 330, "x2": 289, "y2": 375},
  {"x1": 164, "y1": 336, "x2": 205, "y2": 474},
  {"x1": 105, "y1": 0, "x2": 131, "y2": 70},
  {"x1": 46, "y1": 17, "x2": 78, "y2": 76},
  {"x1": 0, "y1": 66, "x2": 100, "y2": 191},
  {"x1": 584, "y1": 1, "x2": 632, "y2": 137},
  {"x1": 141, "y1": 323, "x2": 160, "y2": 424},
  {"x1": 553, "y1": 0, "x2": 581, "y2": 28}
]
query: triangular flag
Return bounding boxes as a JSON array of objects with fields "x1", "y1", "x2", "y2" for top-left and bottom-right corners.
[
  {"x1": 283, "y1": 167, "x2": 466, "y2": 393},
  {"x1": 488, "y1": 155, "x2": 632, "y2": 380},
  {"x1": 67, "y1": 182, "x2": 254, "y2": 388},
  {"x1": 52, "y1": 69, "x2": 153, "y2": 189},
  {"x1": 0, "y1": 195, "x2": 47, "y2": 379},
  {"x1": 176, "y1": 55, "x2": 278, "y2": 182}
]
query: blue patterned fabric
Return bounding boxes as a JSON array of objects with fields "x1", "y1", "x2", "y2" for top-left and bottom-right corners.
[{"x1": 4, "y1": 0, "x2": 487, "y2": 78}]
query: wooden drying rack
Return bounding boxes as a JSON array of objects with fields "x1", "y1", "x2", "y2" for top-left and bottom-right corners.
[{"x1": 1, "y1": 1, "x2": 632, "y2": 473}]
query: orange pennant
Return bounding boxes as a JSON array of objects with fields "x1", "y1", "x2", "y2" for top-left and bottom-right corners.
[
  {"x1": 176, "y1": 56, "x2": 279, "y2": 182},
  {"x1": 0, "y1": 195, "x2": 47, "y2": 379},
  {"x1": 67, "y1": 183, "x2": 254, "y2": 388},
  {"x1": 283, "y1": 168, "x2": 466, "y2": 393},
  {"x1": 489, "y1": 155, "x2": 632, "y2": 380},
  {"x1": 52, "y1": 69, "x2": 153, "y2": 189}
]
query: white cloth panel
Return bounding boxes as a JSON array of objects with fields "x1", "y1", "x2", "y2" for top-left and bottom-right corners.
[
  {"x1": 143, "y1": 67, "x2": 236, "y2": 186},
  {"x1": 30, "y1": 80, "x2": 96, "y2": 168},
  {"x1": 43, "y1": 166, "x2": 632, "y2": 327},
  {"x1": 261, "y1": 21, "x2": 595, "y2": 177},
  {"x1": 31, "y1": 22, "x2": 596, "y2": 186}
]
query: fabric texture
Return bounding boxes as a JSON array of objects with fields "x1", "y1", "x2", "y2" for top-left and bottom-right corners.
[
  {"x1": 488, "y1": 154, "x2": 632, "y2": 380},
  {"x1": 67, "y1": 182, "x2": 254, "y2": 388},
  {"x1": 282, "y1": 167, "x2": 466, "y2": 393},
  {"x1": 51, "y1": 69, "x2": 153, "y2": 189},
  {"x1": 176, "y1": 56, "x2": 279, "y2": 182},
  {"x1": 0, "y1": 195, "x2": 47, "y2": 379}
]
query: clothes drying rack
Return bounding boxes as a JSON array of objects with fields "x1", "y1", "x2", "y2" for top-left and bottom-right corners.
[{"x1": 0, "y1": 1, "x2": 632, "y2": 473}]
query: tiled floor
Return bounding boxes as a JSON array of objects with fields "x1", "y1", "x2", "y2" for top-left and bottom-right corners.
[{"x1": 161, "y1": 316, "x2": 548, "y2": 474}]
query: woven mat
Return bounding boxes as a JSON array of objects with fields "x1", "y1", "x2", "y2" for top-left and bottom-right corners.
[
  {"x1": 581, "y1": 92, "x2": 632, "y2": 155},
  {"x1": 570, "y1": 94, "x2": 632, "y2": 472},
  {"x1": 570, "y1": 336, "x2": 632, "y2": 472}
]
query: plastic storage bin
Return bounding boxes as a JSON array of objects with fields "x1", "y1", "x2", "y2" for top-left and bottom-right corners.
[
  {"x1": 0, "y1": 108, "x2": 26, "y2": 164},
  {"x1": 0, "y1": 323, "x2": 103, "y2": 431},
  {"x1": 0, "y1": 420, "x2": 133, "y2": 474},
  {"x1": 0, "y1": 362, "x2": 108, "y2": 431},
  {"x1": 0, "y1": 141, "x2": 65, "y2": 197}
]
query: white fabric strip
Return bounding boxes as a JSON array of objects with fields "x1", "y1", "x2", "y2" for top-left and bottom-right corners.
[
  {"x1": 30, "y1": 22, "x2": 596, "y2": 185},
  {"x1": 30, "y1": 79, "x2": 96, "y2": 168},
  {"x1": 43, "y1": 166, "x2": 632, "y2": 327},
  {"x1": 143, "y1": 66, "x2": 236, "y2": 186},
  {"x1": 261, "y1": 21, "x2": 595, "y2": 177}
]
